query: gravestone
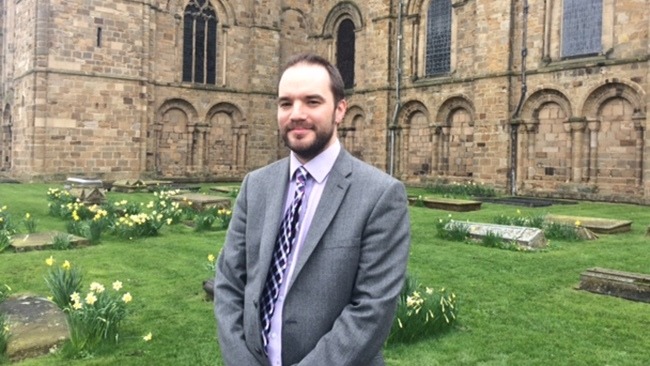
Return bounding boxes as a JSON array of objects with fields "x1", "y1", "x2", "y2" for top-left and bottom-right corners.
[
  {"x1": 172, "y1": 193, "x2": 231, "y2": 212},
  {"x1": 11, "y1": 231, "x2": 88, "y2": 252},
  {"x1": 578, "y1": 268, "x2": 650, "y2": 303},
  {"x1": 545, "y1": 214, "x2": 632, "y2": 234},
  {"x1": 408, "y1": 196, "x2": 482, "y2": 212},
  {"x1": 209, "y1": 186, "x2": 240, "y2": 196},
  {"x1": 447, "y1": 220, "x2": 547, "y2": 249},
  {"x1": 0, "y1": 295, "x2": 69, "y2": 362},
  {"x1": 65, "y1": 177, "x2": 106, "y2": 204}
]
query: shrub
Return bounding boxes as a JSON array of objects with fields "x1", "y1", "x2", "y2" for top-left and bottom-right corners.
[
  {"x1": 43, "y1": 258, "x2": 133, "y2": 358},
  {"x1": 22, "y1": 212, "x2": 37, "y2": 233},
  {"x1": 44, "y1": 257, "x2": 83, "y2": 309},
  {"x1": 425, "y1": 180, "x2": 496, "y2": 198},
  {"x1": 46, "y1": 188, "x2": 76, "y2": 218},
  {"x1": 112, "y1": 213, "x2": 164, "y2": 239},
  {"x1": 435, "y1": 215, "x2": 469, "y2": 242},
  {"x1": 0, "y1": 231, "x2": 11, "y2": 253},
  {"x1": 52, "y1": 233, "x2": 73, "y2": 250},
  {"x1": 388, "y1": 275, "x2": 458, "y2": 344},
  {"x1": 194, "y1": 210, "x2": 217, "y2": 232},
  {"x1": 544, "y1": 221, "x2": 582, "y2": 241},
  {"x1": 216, "y1": 208, "x2": 232, "y2": 230}
]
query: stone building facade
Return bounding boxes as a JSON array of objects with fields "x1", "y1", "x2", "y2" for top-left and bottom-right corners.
[{"x1": 0, "y1": 0, "x2": 648, "y2": 203}]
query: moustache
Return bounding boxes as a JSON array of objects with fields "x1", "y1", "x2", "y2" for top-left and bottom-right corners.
[{"x1": 287, "y1": 122, "x2": 314, "y2": 130}]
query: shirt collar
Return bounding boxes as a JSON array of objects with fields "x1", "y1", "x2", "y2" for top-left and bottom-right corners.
[{"x1": 289, "y1": 140, "x2": 340, "y2": 184}]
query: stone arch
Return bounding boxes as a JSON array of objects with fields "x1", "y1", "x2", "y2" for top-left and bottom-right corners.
[
  {"x1": 434, "y1": 96, "x2": 475, "y2": 177},
  {"x1": 397, "y1": 100, "x2": 431, "y2": 179},
  {"x1": 340, "y1": 105, "x2": 365, "y2": 159},
  {"x1": 322, "y1": 1, "x2": 364, "y2": 37},
  {"x1": 149, "y1": 98, "x2": 198, "y2": 176},
  {"x1": 518, "y1": 89, "x2": 572, "y2": 184},
  {"x1": 581, "y1": 80, "x2": 646, "y2": 119},
  {"x1": 520, "y1": 88, "x2": 573, "y2": 122},
  {"x1": 580, "y1": 80, "x2": 646, "y2": 190},
  {"x1": 205, "y1": 102, "x2": 247, "y2": 173},
  {"x1": 435, "y1": 95, "x2": 475, "y2": 125}
]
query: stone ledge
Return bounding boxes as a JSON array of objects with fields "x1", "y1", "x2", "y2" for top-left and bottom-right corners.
[{"x1": 408, "y1": 196, "x2": 482, "y2": 212}]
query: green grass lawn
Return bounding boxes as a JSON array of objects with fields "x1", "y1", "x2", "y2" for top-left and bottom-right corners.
[{"x1": 1, "y1": 183, "x2": 649, "y2": 365}]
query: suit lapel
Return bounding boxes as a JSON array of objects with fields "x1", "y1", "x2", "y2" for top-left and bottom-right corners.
[{"x1": 288, "y1": 150, "x2": 352, "y2": 289}]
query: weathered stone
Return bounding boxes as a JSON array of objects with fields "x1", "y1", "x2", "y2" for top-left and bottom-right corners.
[
  {"x1": 0, "y1": 295, "x2": 69, "y2": 362},
  {"x1": 447, "y1": 220, "x2": 547, "y2": 249},
  {"x1": 578, "y1": 268, "x2": 650, "y2": 303},
  {"x1": 545, "y1": 214, "x2": 632, "y2": 234},
  {"x1": 408, "y1": 196, "x2": 482, "y2": 212},
  {"x1": 10, "y1": 231, "x2": 88, "y2": 252},
  {"x1": 202, "y1": 279, "x2": 215, "y2": 302},
  {"x1": 172, "y1": 193, "x2": 231, "y2": 212}
]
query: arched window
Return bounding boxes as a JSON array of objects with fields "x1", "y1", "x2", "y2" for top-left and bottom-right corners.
[
  {"x1": 337, "y1": 19, "x2": 356, "y2": 89},
  {"x1": 183, "y1": 0, "x2": 218, "y2": 84},
  {"x1": 425, "y1": 0, "x2": 451, "y2": 76},
  {"x1": 562, "y1": 0, "x2": 602, "y2": 58}
]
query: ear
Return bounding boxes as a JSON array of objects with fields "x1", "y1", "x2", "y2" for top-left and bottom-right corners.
[{"x1": 334, "y1": 99, "x2": 347, "y2": 125}]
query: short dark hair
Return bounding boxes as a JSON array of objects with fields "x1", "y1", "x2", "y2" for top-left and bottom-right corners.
[{"x1": 280, "y1": 53, "x2": 346, "y2": 104}]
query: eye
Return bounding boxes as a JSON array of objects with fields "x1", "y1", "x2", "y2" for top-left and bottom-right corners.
[{"x1": 278, "y1": 100, "x2": 292, "y2": 109}]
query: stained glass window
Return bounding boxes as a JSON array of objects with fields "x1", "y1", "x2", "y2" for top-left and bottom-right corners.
[
  {"x1": 337, "y1": 19, "x2": 356, "y2": 89},
  {"x1": 425, "y1": 0, "x2": 451, "y2": 76},
  {"x1": 562, "y1": 0, "x2": 602, "y2": 58},
  {"x1": 182, "y1": 0, "x2": 218, "y2": 84}
]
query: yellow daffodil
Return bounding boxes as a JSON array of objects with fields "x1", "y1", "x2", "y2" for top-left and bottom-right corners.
[
  {"x1": 45, "y1": 256, "x2": 55, "y2": 266},
  {"x1": 208, "y1": 254, "x2": 216, "y2": 263},
  {"x1": 122, "y1": 292, "x2": 132, "y2": 303},
  {"x1": 575, "y1": 220, "x2": 581, "y2": 227},
  {"x1": 143, "y1": 332, "x2": 153, "y2": 341},
  {"x1": 90, "y1": 282, "x2": 105, "y2": 293},
  {"x1": 112, "y1": 280, "x2": 123, "y2": 291},
  {"x1": 25, "y1": 213, "x2": 31, "y2": 219},
  {"x1": 72, "y1": 301, "x2": 83, "y2": 310},
  {"x1": 70, "y1": 292, "x2": 81, "y2": 303},
  {"x1": 47, "y1": 296, "x2": 53, "y2": 302},
  {"x1": 85, "y1": 292, "x2": 97, "y2": 305},
  {"x1": 62, "y1": 260, "x2": 71, "y2": 270}
]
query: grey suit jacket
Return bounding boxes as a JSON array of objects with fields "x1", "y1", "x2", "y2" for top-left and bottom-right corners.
[{"x1": 214, "y1": 149, "x2": 411, "y2": 366}]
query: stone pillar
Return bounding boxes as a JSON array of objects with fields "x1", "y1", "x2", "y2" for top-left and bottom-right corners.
[
  {"x1": 633, "y1": 114, "x2": 645, "y2": 186},
  {"x1": 441, "y1": 126, "x2": 451, "y2": 174},
  {"x1": 587, "y1": 120, "x2": 601, "y2": 183},
  {"x1": 523, "y1": 122, "x2": 539, "y2": 180},
  {"x1": 569, "y1": 118, "x2": 587, "y2": 182},
  {"x1": 431, "y1": 125, "x2": 441, "y2": 174}
]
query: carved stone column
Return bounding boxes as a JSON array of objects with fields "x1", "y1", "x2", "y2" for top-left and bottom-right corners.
[
  {"x1": 586, "y1": 120, "x2": 601, "y2": 183},
  {"x1": 568, "y1": 118, "x2": 587, "y2": 182}
]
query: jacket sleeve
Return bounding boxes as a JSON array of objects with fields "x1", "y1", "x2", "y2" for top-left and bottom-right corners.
[
  {"x1": 214, "y1": 175, "x2": 263, "y2": 365},
  {"x1": 295, "y1": 180, "x2": 411, "y2": 366}
]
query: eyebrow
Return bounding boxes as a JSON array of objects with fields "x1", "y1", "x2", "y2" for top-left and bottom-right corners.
[{"x1": 277, "y1": 94, "x2": 325, "y2": 103}]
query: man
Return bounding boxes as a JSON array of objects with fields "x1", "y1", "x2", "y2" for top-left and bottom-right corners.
[{"x1": 214, "y1": 53, "x2": 410, "y2": 366}]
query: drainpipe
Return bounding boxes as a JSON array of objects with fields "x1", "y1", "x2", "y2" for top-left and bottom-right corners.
[
  {"x1": 510, "y1": 0, "x2": 528, "y2": 196},
  {"x1": 390, "y1": 0, "x2": 404, "y2": 176}
]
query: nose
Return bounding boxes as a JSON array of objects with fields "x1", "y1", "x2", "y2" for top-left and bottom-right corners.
[{"x1": 289, "y1": 102, "x2": 306, "y2": 121}]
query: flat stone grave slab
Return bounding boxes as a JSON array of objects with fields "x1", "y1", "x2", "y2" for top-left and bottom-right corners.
[
  {"x1": 578, "y1": 267, "x2": 650, "y2": 303},
  {"x1": 172, "y1": 193, "x2": 231, "y2": 211},
  {"x1": 209, "y1": 185, "x2": 240, "y2": 195},
  {"x1": 447, "y1": 220, "x2": 547, "y2": 249},
  {"x1": 408, "y1": 196, "x2": 482, "y2": 212},
  {"x1": 112, "y1": 179, "x2": 173, "y2": 193},
  {"x1": 545, "y1": 214, "x2": 632, "y2": 234},
  {"x1": 477, "y1": 196, "x2": 578, "y2": 207},
  {"x1": 65, "y1": 177, "x2": 103, "y2": 188},
  {"x1": 11, "y1": 231, "x2": 88, "y2": 252},
  {"x1": 0, "y1": 295, "x2": 69, "y2": 362}
]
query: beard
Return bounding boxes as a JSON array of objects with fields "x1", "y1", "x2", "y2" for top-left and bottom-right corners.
[{"x1": 281, "y1": 117, "x2": 336, "y2": 162}]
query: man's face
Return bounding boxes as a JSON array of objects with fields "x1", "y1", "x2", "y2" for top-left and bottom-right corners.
[{"x1": 277, "y1": 63, "x2": 347, "y2": 163}]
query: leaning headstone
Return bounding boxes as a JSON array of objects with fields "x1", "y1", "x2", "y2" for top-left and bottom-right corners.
[
  {"x1": 65, "y1": 177, "x2": 106, "y2": 204},
  {"x1": 578, "y1": 267, "x2": 650, "y2": 303},
  {"x1": 202, "y1": 279, "x2": 215, "y2": 301},
  {"x1": 447, "y1": 220, "x2": 547, "y2": 250},
  {"x1": 0, "y1": 295, "x2": 69, "y2": 362}
]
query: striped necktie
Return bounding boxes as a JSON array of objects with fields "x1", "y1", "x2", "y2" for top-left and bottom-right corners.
[{"x1": 259, "y1": 166, "x2": 308, "y2": 350}]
